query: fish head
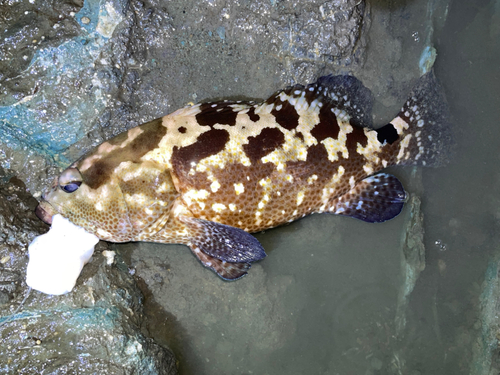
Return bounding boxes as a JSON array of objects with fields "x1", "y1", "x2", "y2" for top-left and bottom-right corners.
[
  {"x1": 36, "y1": 164, "x2": 132, "y2": 241},
  {"x1": 36, "y1": 118, "x2": 179, "y2": 242}
]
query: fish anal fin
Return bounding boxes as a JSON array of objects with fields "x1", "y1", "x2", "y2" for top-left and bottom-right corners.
[{"x1": 329, "y1": 173, "x2": 406, "y2": 223}]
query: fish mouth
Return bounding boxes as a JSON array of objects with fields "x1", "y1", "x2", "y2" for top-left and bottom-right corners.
[{"x1": 35, "y1": 201, "x2": 57, "y2": 225}]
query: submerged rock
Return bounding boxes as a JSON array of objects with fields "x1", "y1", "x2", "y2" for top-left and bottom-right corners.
[{"x1": 395, "y1": 193, "x2": 426, "y2": 334}]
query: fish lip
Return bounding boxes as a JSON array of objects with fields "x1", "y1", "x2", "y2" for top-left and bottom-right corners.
[{"x1": 35, "y1": 201, "x2": 56, "y2": 225}]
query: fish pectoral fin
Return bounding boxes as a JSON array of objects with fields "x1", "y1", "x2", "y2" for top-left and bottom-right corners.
[
  {"x1": 190, "y1": 250, "x2": 252, "y2": 281},
  {"x1": 180, "y1": 216, "x2": 266, "y2": 263},
  {"x1": 179, "y1": 216, "x2": 266, "y2": 278},
  {"x1": 328, "y1": 173, "x2": 407, "y2": 223}
]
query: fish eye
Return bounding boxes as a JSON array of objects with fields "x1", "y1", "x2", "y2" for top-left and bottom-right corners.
[
  {"x1": 60, "y1": 181, "x2": 82, "y2": 193},
  {"x1": 58, "y1": 167, "x2": 83, "y2": 193}
]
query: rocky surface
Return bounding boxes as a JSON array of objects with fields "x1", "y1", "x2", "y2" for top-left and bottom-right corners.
[
  {"x1": 1, "y1": 0, "x2": 370, "y2": 195},
  {"x1": 0, "y1": 171, "x2": 177, "y2": 374}
]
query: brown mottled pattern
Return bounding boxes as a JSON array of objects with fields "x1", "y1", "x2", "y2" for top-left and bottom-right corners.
[
  {"x1": 247, "y1": 107, "x2": 260, "y2": 122},
  {"x1": 118, "y1": 162, "x2": 178, "y2": 238},
  {"x1": 176, "y1": 160, "x2": 277, "y2": 232},
  {"x1": 270, "y1": 100, "x2": 300, "y2": 130},
  {"x1": 79, "y1": 118, "x2": 167, "y2": 190},
  {"x1": 196, "y1": 102, "x2": 238, "y2": 126},
  {"x1": 242, "y1": 127, "x2": 285, "y2": 163},
  {"x1": 166, "y1": 83, "x2": 395, "y2": 232},
  {"x1": 267, "y1": 87, "x2": 301, "y2": 130},
  {"x1": 286, "y1": 144, "x2": 329, "y2": 179},
  {"x1": 174, "y1": 120, "x2": 372, "y2": 232},
  {"x1": 310, "y1": 105, "x2": 340, "y2": 142},
  {"x1": 347, "y1": 120, "x2": 369, "y2": 149},
  {"x1": 171, "y1": 128, "x2": 230, "y2": 173}
]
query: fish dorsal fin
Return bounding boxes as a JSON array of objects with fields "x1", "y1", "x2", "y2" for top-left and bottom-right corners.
[
  {"x1": 194, "y1": 100, "x2": 256, "y2": 127},
  {"x1": 260, "y1": 75, "x2": 374, "y2": 130},
  {"x1": 314, "y1": 75, "x2": 374, "y2": 128},
  {"x1": 329, "y1": 173, "x2": 406, "y2": 223}
]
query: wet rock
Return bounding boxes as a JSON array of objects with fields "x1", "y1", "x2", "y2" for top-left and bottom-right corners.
[
  {"x1": 470, "y1": 257, "x2": 500, "y2": 374},
  {"x1": 0, "y1": 0, "x2": 368, "y2": 195},
  {"x1": 0, "y1": 174, "x2": 177, "y2": 374},
  {"x1": 395, "y1": 193, "x2": 426, "y2": 334},
  {"x1": 0, "y1": 0, "x2": 131, "y2": 192},
  {"x1": 0, "y1": 169, "x2": 48, "y2": 302}
]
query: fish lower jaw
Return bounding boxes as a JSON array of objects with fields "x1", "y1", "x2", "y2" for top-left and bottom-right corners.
[{"x1": 35, "y1": 201, "x2": 58, "y2": 225}]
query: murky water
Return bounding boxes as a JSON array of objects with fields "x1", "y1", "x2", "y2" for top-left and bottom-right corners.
[
  {"x1": 402, "y1": 0, "x2": 500, "y2": 373},
  {"x1": 119, "y1": 1, "x2": 500, "y2": 374}
]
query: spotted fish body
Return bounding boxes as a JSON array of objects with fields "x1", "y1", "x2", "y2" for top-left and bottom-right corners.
[{"x1": 36, "y1": 72, "x2": 451, "y2": 280}]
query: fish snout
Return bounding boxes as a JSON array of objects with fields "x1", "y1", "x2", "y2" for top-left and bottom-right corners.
[{"x1": 35, "y1": 201, "x2": 56, "y2": 225}]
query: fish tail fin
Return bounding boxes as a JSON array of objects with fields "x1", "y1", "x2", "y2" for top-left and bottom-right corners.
[{"x1": 377, "y1": 71, "x2": 454, "y2": 167}]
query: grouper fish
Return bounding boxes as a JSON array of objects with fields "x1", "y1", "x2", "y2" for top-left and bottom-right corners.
[{"x1": 35, "y1": 72, "x2": 452, "y2": 280}]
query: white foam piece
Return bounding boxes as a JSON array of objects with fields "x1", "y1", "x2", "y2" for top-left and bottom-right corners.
[{"x1": 26, "y1": 214, "x2": 99, "y2": 295}]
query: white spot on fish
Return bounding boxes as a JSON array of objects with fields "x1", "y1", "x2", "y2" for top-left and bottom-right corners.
[
  {"x1": 391, "y1": 116, "x2": 409, "y2": 135},
  {"x1": 210, "y1": 180, "x2": 221, "y2": 193},
  {"x1": 363, "y1": 164, "x2": 374, "y2": 175},
  {"x1": 349, "y1": 176, "x2": 356, "y2": 188},
  {"x1": 307, "y1": 175, "x2": 318, "y2": 184},
  {"x1": 234, "y1": 183, "x2": 245, "y2": 195},
  {"x1": 183, "y1": 189, "x2": 209, "y2": 206},
  {"x1": 297, "y1": 191, "x2": 305, "y2": 206},
  {"x1": 212, "y1": 203, "x2": 226, "y2": 213}
]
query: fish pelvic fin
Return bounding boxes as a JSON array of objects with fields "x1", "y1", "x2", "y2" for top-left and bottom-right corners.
[
  {"x1": 190, "y1": 250, "x2": 252, "y2": 281},
  {"x1": 377, "y1": 70, "x2": 454, "y2": 167}
]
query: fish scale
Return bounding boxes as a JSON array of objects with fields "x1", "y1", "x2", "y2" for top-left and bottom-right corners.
[{"x1": 36, "y1": 71, "x2": 452, "y2": 280}]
